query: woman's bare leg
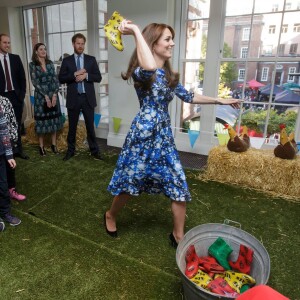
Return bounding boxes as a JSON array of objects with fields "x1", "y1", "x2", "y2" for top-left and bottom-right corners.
[
  {"x1": 105, "y1": 194, "x2": 131, "y2": 232},
  {"x1": 51, "y1": 131, "x2": 57, "y2": 145},
  {"x1": 171, "y1": 200, "x2": 186, "y2": 243}
]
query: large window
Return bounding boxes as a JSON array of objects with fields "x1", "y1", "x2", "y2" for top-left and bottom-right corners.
[
  {"x1": 23, "y1": 0, "x2": 109, "y2": 124},
  {"x1": 180, "y1": 0, "x2": 300, "y2": 149}
]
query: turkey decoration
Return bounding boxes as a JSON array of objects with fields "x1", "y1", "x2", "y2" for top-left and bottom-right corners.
[
  {"x1": 274, "y1": 124, "x2": 297, "y2": 159},
  {"x1": 288, "y1": 132, "x2": 299, "y2": 154},
  {"x1": 224, "y1": 124, "x2": 250, "y2": 152}
]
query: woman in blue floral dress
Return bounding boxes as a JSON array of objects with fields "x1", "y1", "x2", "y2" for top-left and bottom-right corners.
[
  {"x1": 105, "y1": 21, "x2": 240, "y2": 247},
  {"x1": 29, "y1": 43, "x2": 63, "y2": 156}
]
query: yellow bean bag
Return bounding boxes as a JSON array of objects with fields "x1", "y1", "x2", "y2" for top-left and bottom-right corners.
[{"x1": 104, "y1": 11, "x2": 124, "y2": 51}]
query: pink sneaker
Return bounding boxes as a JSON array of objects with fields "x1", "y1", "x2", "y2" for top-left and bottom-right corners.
[{"x1": 9, "y1": 188, "x2": 26, "y2": 201}]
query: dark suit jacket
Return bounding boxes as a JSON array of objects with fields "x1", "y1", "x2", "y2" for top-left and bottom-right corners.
[
  {"x1": 58, "y1": 54, "x2": 102, "y2": 109},
  {"x1": 0, "y1": 54, "x2": 26, "y2": 103}
]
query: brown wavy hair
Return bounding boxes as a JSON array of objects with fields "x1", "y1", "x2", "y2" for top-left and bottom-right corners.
[
  {"x1": 31, "y1": 43, "x2": 52, "y2": 66},
  {"x1": 121, "y1": 23, "x2": 179, "y2": 90}
]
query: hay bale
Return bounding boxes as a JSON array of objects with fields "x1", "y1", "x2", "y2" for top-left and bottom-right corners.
[
  {"x1": 201, "y1": 145, "x2": 300, "y2": 202},
  {"x1": 23, "y1": 119, "x2": 87, "y2": 151}
]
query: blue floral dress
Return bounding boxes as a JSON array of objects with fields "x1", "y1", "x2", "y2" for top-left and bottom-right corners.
[{"x1": 107, "y1": 68, "x2": 194, "y2": 201}]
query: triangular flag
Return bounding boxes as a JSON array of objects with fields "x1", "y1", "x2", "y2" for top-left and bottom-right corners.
[
  {"x1": 30, "y1": 96, "x2": 35, "y2": 105},
  {"x1": 94, "y1": 113, "x2": 101, "y2": 128},
  {"x1": 188, "y1": 129, "x2": 200, "y2": 148},
  {"x1": 113, "y1": 117, "x2": 122, "y2": 133}
]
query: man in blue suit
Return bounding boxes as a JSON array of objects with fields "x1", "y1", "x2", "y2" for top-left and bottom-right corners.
[
  {"x1": 0, "y1": 34, "x2": 29, "y2": 160},
  {"x1": 59, "y1": 33, "x2": 103, "y2": 161}
]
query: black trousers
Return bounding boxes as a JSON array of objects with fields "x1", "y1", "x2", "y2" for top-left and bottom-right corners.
[
  {"x1": 6, "y1": 160, "x2": 15, "y2": 189},
  {"x1": 0, "y1": 155, "x2": 11, "y2": 217},
  {"x1": 3, "y1": 91, "x2": 24, "y2": 154},
  {"x1": 67, "y1": 94, "x2": 99, "y2": 155}
]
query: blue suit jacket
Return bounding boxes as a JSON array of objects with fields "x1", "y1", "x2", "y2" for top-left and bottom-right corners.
[
  {"x1": 0, "y1": 53, "x2": 26, "y2": 103},
  {"x1": 58, "y1": 54, "x2": 102, "y2": 109}
]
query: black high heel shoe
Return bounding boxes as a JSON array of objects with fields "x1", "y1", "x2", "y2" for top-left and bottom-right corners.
[
  {"x1": 104, "y1": 213, "x2": 118, "y2": 238},
  {"x1": 51, "y1": 145, "x2": 59, "y2": 154},
  {"x1": 39, "y1": 146, "x2": 46, "y2": 156},
  {"x1": 169, "y1": 233, "x2": 178, "y2": 249}
]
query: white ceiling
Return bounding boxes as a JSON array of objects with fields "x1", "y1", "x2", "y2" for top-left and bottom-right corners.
[{"x1": 0, "y1": 0, "x2": 51, "y2": 8}]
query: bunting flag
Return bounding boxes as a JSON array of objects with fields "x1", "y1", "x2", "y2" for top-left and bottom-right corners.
[
  {"x1": 94, "y1": 113, "x2": 101, "y2": 128},
  {"x1": 113, "y1": 117, "x2": 122, "y2": 133},
  {"x1": 188, "y1": 129, "x2": 200, "y2": 148},
  {"x1": 217, "y1": 133, "x2": 230, "y2": 146},
  {"x1": 30, "y1": 96, "x2": 35, "y2": 105}
]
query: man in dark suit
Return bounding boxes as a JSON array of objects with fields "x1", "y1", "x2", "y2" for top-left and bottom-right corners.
[
  {"x1": 59, "y1": 33, "x2": 102, "y2": 161},
  {"x1": 0, "y1": 34, "x2": 29, "y2": 160}
]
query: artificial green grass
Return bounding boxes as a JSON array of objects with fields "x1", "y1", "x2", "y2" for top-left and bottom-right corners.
[{"x1": 0, "y1": 143, "x2": 299, "y2": 299}]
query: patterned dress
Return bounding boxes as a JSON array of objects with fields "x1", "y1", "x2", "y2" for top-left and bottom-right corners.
[
  {"x1": 107, "y1": 68, "x2": 194, "y2": 201},
  {"x1": 0, "y1": 96, "x2": 18, "y2": 143},
  {"x1": 29, "y1": 62, "x2": 63, "y2": 134}
]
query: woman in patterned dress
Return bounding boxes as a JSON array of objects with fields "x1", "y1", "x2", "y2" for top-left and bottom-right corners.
[
  {"x1": 104, "y1": 20, "x2": 241, "y2": 247},
  {"x1": 29, "y1": 43, "x2": 63, "y2": 156}
]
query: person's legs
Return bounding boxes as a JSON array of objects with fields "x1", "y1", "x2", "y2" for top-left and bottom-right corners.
[
  {"x1": 81, "y1": 97, "x2": 99, "y2": 155},
  {"x1": 38, "y1": 135, "x2": 46, "y2": 156},
  {"x1": 6, "y1": 160, "x2": 26, "y2": 201},
  {"x1": 50, "y1": 132, "x2": 59, "y2": 154},
  {"x1": 105, "y1": 194, "x2": 131, "y2": 232},
  {"x1": 66, "y1": 108, "x2": 80, "y2": 154},
  {"x1": 0, "y1": 155, "x2": 11, "y2": 217},
  {"x1": 51, "y1": 131, "x2": 57, "y2": 146},
  {"x1": 171, "y1": 200, "x2": 186, "y2": 243}
]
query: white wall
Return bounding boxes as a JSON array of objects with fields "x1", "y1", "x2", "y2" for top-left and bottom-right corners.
[{"x1": 107, "y1": 0, "x2": 176, "y2": 147}]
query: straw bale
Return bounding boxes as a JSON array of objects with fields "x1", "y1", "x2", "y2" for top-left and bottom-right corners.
[
  {"x1": 23, "y1": 119, "x2": 87, "y2": 151},
  {"x1": 201, "y1": 145, "x2": 300, "y2": 202}
]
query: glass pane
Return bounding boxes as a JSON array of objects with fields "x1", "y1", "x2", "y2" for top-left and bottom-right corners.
[
  {"x1": 61, "y1": 32, "x2": 75, "y2": 59},
  {"x1": 47, "y1": 34, "x2": 61, "y2": 62},
  {"x1": 185, "y1": 20, "x2": 208, "y2": 59},
  {"x1": 98, "y1": 0, "x2": 107, "y2": 12},
  {"x1": 254, "y1": 0, "x2": 284, "y2": 14},
  {"x1": 98, "y1": 61, "x2": 109, "y2": 124},
  {"x1": 187, "y1": 0, "x2": 210, "y2": 19},
  {"x1": 60, "y1": 2, "x2": 74, "y2": 32},
  {"x1": 74, "y1": 0, "x2": 87, "y2": 31},
  {"x1": 239, "y1": 104, "x2": 268, "y2": 137},
  {"x1": 278, "y1": 11, "x2": 300, "y2": 57},
  {"x1": 181, "y1": 62, "x2": 205, "y2": 131},
  {"x1": 226, "y1": 0, "x2": 254, "y2": 16},
  {"x1": 46, "y1": 5, "x2": 60, "y2": 33},
  {"x1": 270, "y1": 104, "x2": 298, "y2": 135}
]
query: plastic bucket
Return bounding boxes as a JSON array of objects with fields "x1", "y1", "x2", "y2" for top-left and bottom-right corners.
[{"x1": 176, "y1": 223, "x2": 270, "y2": 300}]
